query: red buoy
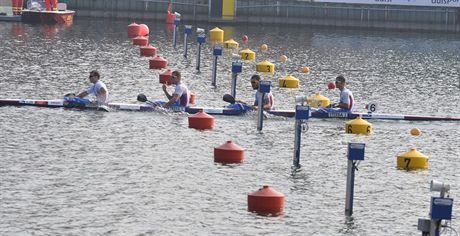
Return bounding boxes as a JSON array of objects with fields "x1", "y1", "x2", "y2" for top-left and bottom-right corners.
[
  {"x1": 149, "y1": 56, "x2": 168, "y2": 69},
  {"x1": 127, "y1": 22, "x2": 140, "y2": 38},
  {"x1": 166, "y1": 3, "x2": 175, "y2": 24},
  {"x1": 248, "y1": 185, "x2": 285, "y2": 216},
  {"x1": 190, "y1": 92, "x2": 196, "y2": 104},
  {"x1": 328, "y1": 82, "x2": 336, "y2": 90},
  {"x1": 188, "y1": 110, "x2": 214, "y2": 130},
  {"x1": 214, "y1": 140, "x2": 244, "y2": 164},
  {"x1": 242, "y1": 35, "x2": 249, "y2": 43},
  {"x1": 132, "y1": 36, "x2": 148, "y2": 46},
  {"x1": 140, "y1": 45, "x2": 157, "y2": 57},
  {"x1": 139, "y1": 24, "x2": 149, "y2": 36},
  {"x1": 159, "y1": 69, "x2": 172, "y2": 85}
]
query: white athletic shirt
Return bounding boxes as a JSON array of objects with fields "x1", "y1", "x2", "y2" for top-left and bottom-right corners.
[
  {"x1": 86, "y1": 80, "x2": 109, "y2": 104},
  {"x1": 254, "y1": 91, "x2": 275, "y2": 110},
  {"x1": 339, "y1": 87, "x2": 354, "y2": 111},
  {"x1": 173, "y1": 83, "x2": 190, "y2": 106}
]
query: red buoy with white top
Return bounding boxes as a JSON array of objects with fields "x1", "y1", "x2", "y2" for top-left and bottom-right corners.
[
  {"x1": 132, "y1": 36, "x2": 148, "y2": 46},
  {"x1": 248, "y1": 185, "x2": 285, "y2": 216},
  {"x1": 188, "y1": 110, "x2": 214, "y2": 130},
  {"x1": 149, "y1": 56, "x2": 168, "y2": 69},
  {"x1": 140, "y1": 45, "x2": 157, "y2": 57},
  {"x1": 166, "y1": 3, "x2": 175, "y2": 24},
  {"x1": 127, "y1": 22, "x2": 140, "y2": 38},
  {"x1": 214, "y1": 140, "x2": 244, "y2": 164},
  {"x1": 159, "y1": 69, "x2": 172, "y2": 85},
  {"x1": 138, "y1": 24, "x2": 149, "y2": 36}
]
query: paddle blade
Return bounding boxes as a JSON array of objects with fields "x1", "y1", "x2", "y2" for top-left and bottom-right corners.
[
  {"x1": 64, "y1": 93, "x2": 76, "y2": 98},
  {"x1": 137, "y1": 93, "x2": 148, "y2": 102},
  {"x1": 223, "y1": 94, "x2": 235, "y2": 104}
]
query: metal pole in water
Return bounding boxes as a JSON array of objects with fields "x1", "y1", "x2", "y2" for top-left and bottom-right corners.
[
  {"x1": 196, "y1": 31, "x2": 206, "y2": 71},
  {"x1": 211, "y1": 45, "x2": 222, "y2": 87},
  {"x1": 293, "y1": 105, "x2": 310, "y2": 169},
  {"x1": 183, "y1": 25, "x2": 192, "y2": 58},
  {"x1": 345, "y1": 143, "x2": 365, "y2": 217},
  {"x1": 257, "y1": 92, "x2": 264, "y2": 131},
  {"x1": 230, "y1": 61, "x2": 242, "y2": 98},
  {"x1": 257, "y1": 80, "x2": 271, "y2": 131},
  {"x1": 417, "y1": 180, "x2": 453, "y2": 236},
  {"x1": 173, "y1": 17, "x2": 180, "y2": 49}
]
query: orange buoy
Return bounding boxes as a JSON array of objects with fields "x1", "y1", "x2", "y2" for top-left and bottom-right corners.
[
  {"x1": 132, "y1": 36, "x2": 148, "y2": 46},
  {"x1": 159, "y1": 69, "x2": 172, "y2": 85},
  {"x1": 410, "y1": 128, "x2": 421, "y2": 136},
  {"x1": 139, "y1": 24, "x2": 149, "y2": 36},
  {"x1": 127, "y1": 22, "x2": 140, "y2": 38},
  {"x1": 188, "y1": 110, "x2": 214, "y2": 130},
  {"x1": 149, "y1": 56, "x2": 168, "y2": 69},
  {"x1": 140, "y1": 45, "x2": 157, "y2": 57},
  {"x1": 248, "y1": 185, "x2": 285, "y2": 216},
  {"x1": 190, "y1": 92, "x2": 196, "y2": 104},
  {"x1": 214, "y1": 140, "x2": 244, "y2": 164}
]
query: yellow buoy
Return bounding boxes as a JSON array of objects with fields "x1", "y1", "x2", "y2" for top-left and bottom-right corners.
[
  {"x1": 260, "y1": 43, "x2": 268, "y2": 51},
  {"x1": 397, "y1": 147, "x2": 429, "y2": 170},
  {"x1": 279, "y1": 74, "x2": 299, "y2": 88},
  {"x1": 209, "y1": 27, "x2": 224, "y2": 43},
  {"x1": 300, "y1": 66, "x2": 310, "y2": 74},
  {"x1": 345, "y1": 116, "x2": 372, "y2": 135},
  {"x1": 410, "y1": 128, "x2": 421, "y2": 136},
  {"x1": 279, "y1": 55, "x2": 288, "y2": 62},
  {"x1": 224, "y1": 38, "x2": 239, "y2": 49},
  {"x1": 239, "y1": 48, "x2": 256, "y2": 61},
  {"x1": 256, "y1": 60, "x2": 275, "y2": 74},
  {"x1": 307, "y1": 92, "x2": 330, "y2": 108}
]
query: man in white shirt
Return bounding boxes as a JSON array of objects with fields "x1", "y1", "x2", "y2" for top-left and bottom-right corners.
[
  {"x1": 77, "y1": 70, "x2": 109, "y2": 105},
  {"x1": 162, "y1": 70, "x2": 190, "y2": 108}
]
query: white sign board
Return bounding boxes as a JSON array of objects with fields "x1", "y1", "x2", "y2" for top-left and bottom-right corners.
[{"x1": 310, "y1": 0, "x2": 460, "y2": 7}]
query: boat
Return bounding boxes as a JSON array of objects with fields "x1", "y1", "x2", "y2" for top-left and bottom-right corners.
[
  {"x1": 0, "y1": 0, "x2": 22, "y2": 22},
  {"x1": 1, "y1": 98, "x2": 459, "y2": 121},
  {"x1": 0, "y1": 14, "x2": 22, "y2": 22},
  {"x1": 21, "y1": 0, "x2": 74, "y2": 24}
]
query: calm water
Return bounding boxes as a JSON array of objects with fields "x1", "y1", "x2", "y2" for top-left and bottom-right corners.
[{"x1": 1, "y1": 18, "x2": 459, "y2": 235}]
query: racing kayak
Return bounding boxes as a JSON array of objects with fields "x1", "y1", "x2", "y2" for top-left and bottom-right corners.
[
  {"x1": 0, "y1": 98, "x2": 248, "y2": 116},
  {"x1": 1, "y1": 98, "x2": 459, "y2": 121}
]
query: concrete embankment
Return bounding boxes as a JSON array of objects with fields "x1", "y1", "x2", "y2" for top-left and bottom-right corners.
[{"x1": 63, "y1": 0, "x2": 460, "y2": 33}]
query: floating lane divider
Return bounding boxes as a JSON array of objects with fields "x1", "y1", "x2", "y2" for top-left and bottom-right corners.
[
  {"x1": 1, "y1": 98, "x2": 460, "y2": 121},
  {"x1": 248, "y1": 185, "x2": 285, "y2": 216},
  {"x1": 214, "y1": 140, "x2": 244, "y2": 164}
]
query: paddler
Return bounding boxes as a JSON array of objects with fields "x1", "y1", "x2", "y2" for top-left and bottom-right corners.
[
  {"x1": 162, "y1": 70, "x2": 190, "y2": 108},
  {"x1": 236, "y1": 74, "x2": 275, "y2": 111},
  {"x1": 76, "y1": 70, "x2": 109, "y2": 105},
  {"x1": 330, "y1": 75, "x2": 354, "y2": 112}
]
